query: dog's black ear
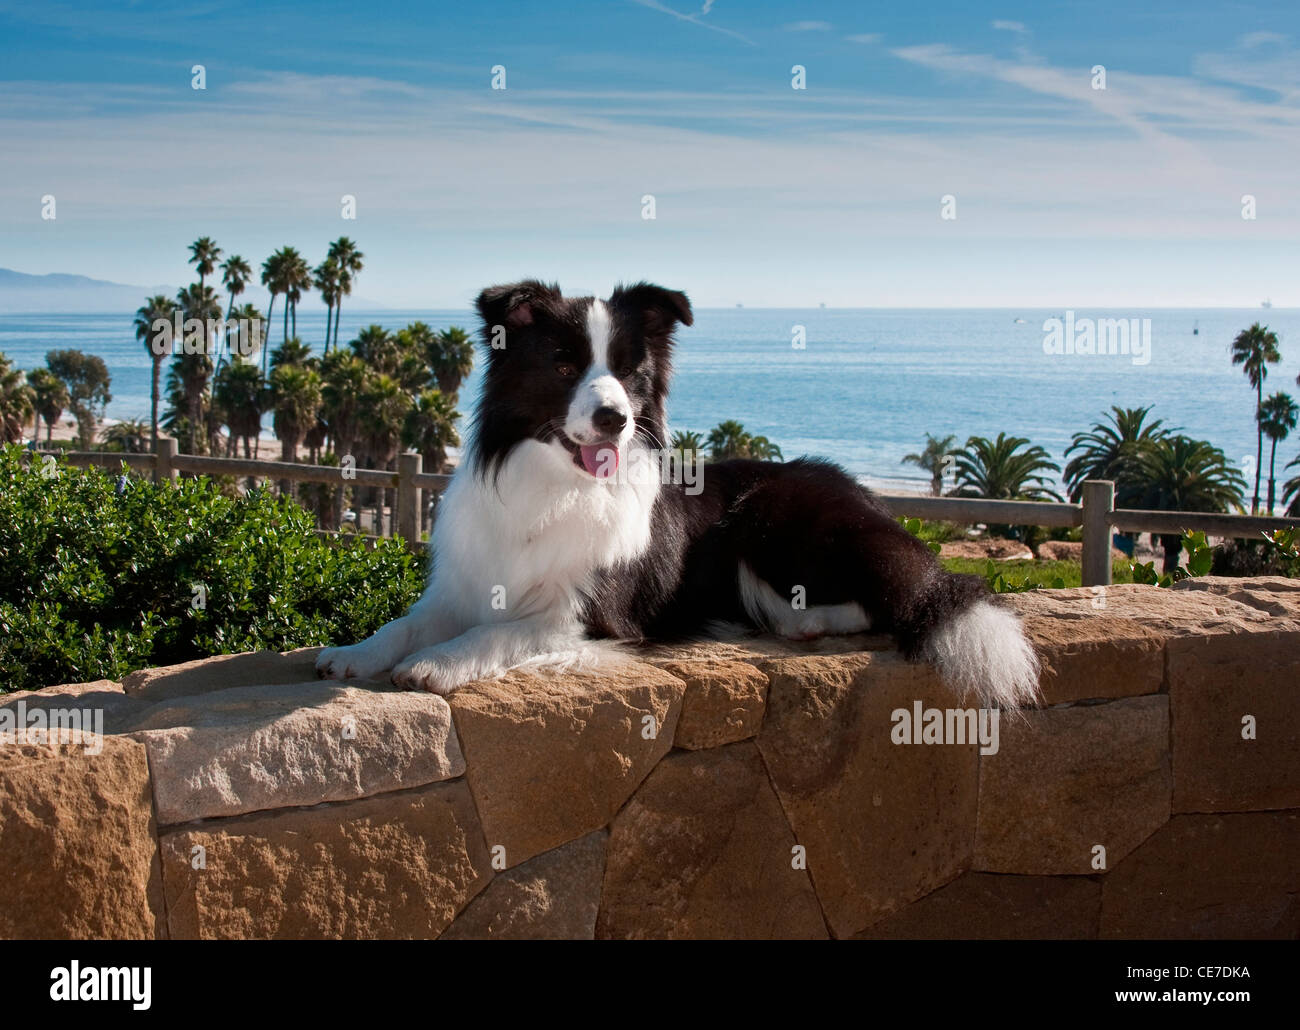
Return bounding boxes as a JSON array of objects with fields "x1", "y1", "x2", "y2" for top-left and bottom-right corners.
[
  {"x1": 475, "y1": 280, "x2": 562, "y2": 332},
  {"x1": 609, "y1": 281, "x2": 693, "y2": 332}
]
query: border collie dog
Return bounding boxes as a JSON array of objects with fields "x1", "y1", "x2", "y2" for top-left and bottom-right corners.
[{"x1": 316, "y1": 281, "x2": 1040, "y2": 708}]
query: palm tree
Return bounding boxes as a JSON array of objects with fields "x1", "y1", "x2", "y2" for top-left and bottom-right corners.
[
  {"x1": 1138, "y1": 436, "x2": 1246, "y2": 571},
  {"x1": 327, "y1": 237, "x2": 364, "y2": 351},
  {"x1": 270, "y1": 364, "x2": 323, "y2": 491},
  {"x1": 314, "y1": 258, "x2": 341, "y2": 352},
  {"x1": 670, "y1": 429, "x2": 703, "y2": 452},
  {"x1": 101, "y1": 418, "x2": 150, "y2": 453},
  {"x1": 902, "y1": 432, "x2": 958, "y2": 496},
  {"x1": 0, "y1": 353, "x2": 35, "y2": 443},
  {"x1": 188, "y1": 237, "x2": 222, "y2": 292},
  {"x1": 1283, "y1": 455, "x2": 1300, "y2": 517},
  {"x1": 26, "y1": 367, "x2": 68, "y2": 443},
  {"x1": 1230, "y1": 323, "x2": 1281, "y2": 513},
  {"x1": 669, "y1": 429, "x2": 704, "y2": 473},
  {"x1": 279, "y1": 247, "x2": 312, "y2": 342},
  {"x1": 707, "y1": 420, "x2": 745, "y2": 459},
  {"x1": 359, "y1": 371, "x2": 411, "y2": 533},
  {"x1": 260, "y1": 250, "x2": 288, "y2": 377},
  {"x1": 134, "y1": 294, "x2": 175, "y2": 451},
  {"x1": 270, "y1": 336, "x2": 314, "y2": 372},
  {"x1": 224, "y1": 302, "x2": 266, "y2": 368},
  {"x1": 214, "y1": 255, "x2": 253, "y2": 375},
  {"x1": 1063, "y1": 405, "x2": 1171, "y2": 506},
  {"x1": 429, "y1": 326, "x2": 475, "y2": 398},
  {"x1": 220, "y1": 255, "x2": 252, "y2": 320},
  {"x1": 950, "y1": 432, "x2": 1063, "y2": 501},
  {"x1": 212, "y1": 360, "x2": 267, "y2": 458},
  {"x1": 707, "y1": 419, "x2": 783, "y2": 461},
  {"x1": 171, "y1": 283, "x2": 221, "y2": 453},
  {"x1": 1258, "y1": 392, "x2": 1299, "y2": 514},
  {"x1": 351, "y1": 324, "x2": 400, "y2": 374},
  {"x1": 321, "y1": 349, "x2": 368, "y2": 528},
  {"x1": 403, "y1": 388, "x2": 460, "y2": 474}
]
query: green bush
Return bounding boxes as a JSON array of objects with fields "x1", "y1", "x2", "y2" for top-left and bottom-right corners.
[{"x1": 0, "y1": 445, "x2": 425, "y2": 691}]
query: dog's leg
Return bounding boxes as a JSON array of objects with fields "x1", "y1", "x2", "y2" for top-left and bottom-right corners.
[
  {"x1": 316, "y1": 595, "x2": 458, "y2": 681},
  {"x1": 733, "y1": 467, "x2": 1040, "y2": 709},
  {"x1": 389, "y1": 614, "x2": 581, "y2": 695}
]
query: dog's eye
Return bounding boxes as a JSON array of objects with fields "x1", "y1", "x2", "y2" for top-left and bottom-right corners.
[{"x1": 555, "y1": 361, "x2": 578, "y2": 378}]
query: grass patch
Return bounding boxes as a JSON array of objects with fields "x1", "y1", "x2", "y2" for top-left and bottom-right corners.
[{"x1": 941, "y1": 557, "x2": 1137, "y2": 590}]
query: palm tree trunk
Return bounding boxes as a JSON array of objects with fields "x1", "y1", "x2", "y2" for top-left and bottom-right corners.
[
  {"x1": 324, "y1": 304, "x2": 333, "y2": 353},
  {"x1": 1160, "y1": 533, "x2": 1182, "y2": 574},
  {"x1": 1268, "y1": 437, "x2": 1279, "y2": 514},
  {"x1": 283, "y1": 301, "x2": 290, "y2": 345},
  {"x1": 150, "y1": 355, "x2": 160, "y2": 454},
  {"x1": 333, "y1": 299, "x2": 342, "y2": 350},
  {"x1": 279, "y1": 436, "x2": 295, "y2": 499},
  {"x1": 213, "y1": 296, "x2": 234, "y2": 378},
  {"x1": 263, "y1": 296, "x2": 276, "y2": 376},
  {"x1": 291, "y1": 300, "x2": 297, "y2": 340},
  {"x1": 1253, "y1": 381, "x2": 1263, "y2": 513}
]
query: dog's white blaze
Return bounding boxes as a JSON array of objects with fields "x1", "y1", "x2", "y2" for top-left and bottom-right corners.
[
  {"x1": 922, "y1": 600, "x2": 1041, "y2": 710},
  {"x1": 566, "y1": 299, "x2": 633, "y2": 445},
  {"x1": 586, "y1": 299, "x2": 611, "y2": 369},
  {"x1": 737, "y1": 562, "x2": 870, "y2": 639}
]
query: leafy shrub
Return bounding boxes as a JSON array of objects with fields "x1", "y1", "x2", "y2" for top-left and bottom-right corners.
[
  {"x1": 0, "y1": 445, "x2": 425, "y2": 691},
  {"x1": 1210, "y1": 531, "x2": 1300, "y2": 578},
  {"x1": 1129, "y1": 531, "x2": 1214, "y2": 587}
]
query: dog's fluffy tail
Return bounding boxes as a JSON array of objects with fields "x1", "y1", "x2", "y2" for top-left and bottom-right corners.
[{"x1": 898, "y1": 573, "x2": 1041, "y2": 710}]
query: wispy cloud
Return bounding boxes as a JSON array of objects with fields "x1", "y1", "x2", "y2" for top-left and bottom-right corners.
[
  {"x1": 628, "y1": 0, "x2": 756, "y2": 45},
  {"x1": 991, "y1": 20, "x2": 1028, "y2": 34},
  {"x1": 784, "y1": 21, "x2": 832, "y2": 32},
  {"x1": 845, "y1": 33, "x2": 881, "y2": 44},
  {"x1": 1194, "y1": 32, "x2": 1300, "y2": 100}
]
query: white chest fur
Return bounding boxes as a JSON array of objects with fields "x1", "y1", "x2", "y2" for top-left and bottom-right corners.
[{"x1": 428, "y1": 439, "x2": 658, "y2": 630}]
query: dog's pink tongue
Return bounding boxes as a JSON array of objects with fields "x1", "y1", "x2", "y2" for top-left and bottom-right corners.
[{"x1": 580, "y1": 443, "x2": 619, "y2": 479}]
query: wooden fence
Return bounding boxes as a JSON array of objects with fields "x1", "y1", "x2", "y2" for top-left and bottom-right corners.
[{"x1": 40, "y1": 440, "x2": 1300, "y2": 588}]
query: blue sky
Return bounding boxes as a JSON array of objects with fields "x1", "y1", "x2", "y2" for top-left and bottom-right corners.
[{"x1": 1, "y1": 0, "x2": 1298, "y2": 307}]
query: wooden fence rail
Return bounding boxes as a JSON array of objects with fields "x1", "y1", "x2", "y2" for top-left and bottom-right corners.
[{"x1": 36, "y1": 441, "x2": 1300, "y2": 588}]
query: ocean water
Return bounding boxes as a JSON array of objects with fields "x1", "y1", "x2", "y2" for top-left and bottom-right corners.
[{"x1": 3, "y1": 307, "x2": 1296, "y2": 494}]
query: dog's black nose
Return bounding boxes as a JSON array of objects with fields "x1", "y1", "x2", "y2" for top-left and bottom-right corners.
[{"x1": 592, "y1": 406, "x2": 627, "y2": 435}]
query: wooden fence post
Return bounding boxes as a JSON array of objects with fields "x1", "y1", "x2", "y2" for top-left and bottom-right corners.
[
  {"x1": 398, "y1": 451, "x2": 422, "y2": 546},
  {"x1": 1081, "y1": 479, "x2": 1115, "y2": 588},
  {"x1": 154, "y1": 437, "x2": 178, "y2": 484}
]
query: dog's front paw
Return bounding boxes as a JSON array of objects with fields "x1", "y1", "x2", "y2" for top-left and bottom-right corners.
[
  {"x1": 390, "y1": 653, "x2": 472, "y2": 695},
  {"x1": 316, "y1": 643, "x2": 389, "y2": 681}
]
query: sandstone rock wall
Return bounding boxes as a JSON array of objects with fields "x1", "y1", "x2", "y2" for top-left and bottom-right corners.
[{"x1": 1, "y1": 578, "x2": 1296, "y2": 939}]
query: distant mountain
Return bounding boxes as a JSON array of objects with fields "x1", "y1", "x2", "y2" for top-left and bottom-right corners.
[
  {"x1": 0, "y1": 267, "x2": 389, "y2": 314},
  {"x1": 0, "y1": 268, "x2": 176, "y2": 313}
]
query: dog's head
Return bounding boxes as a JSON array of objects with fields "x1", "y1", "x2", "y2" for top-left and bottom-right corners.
[{"x1": 471, "y1": 280, "x2": 692, "y2": 481}]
